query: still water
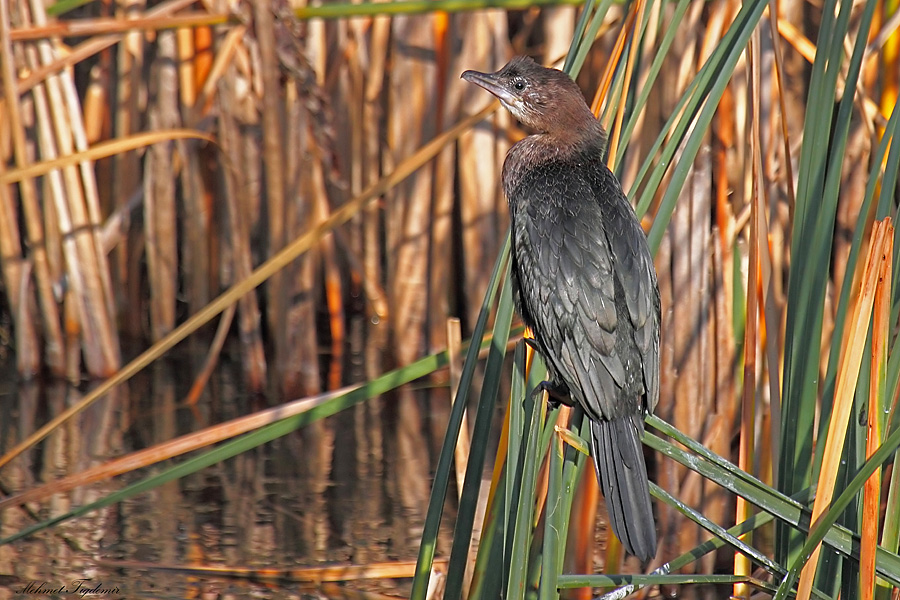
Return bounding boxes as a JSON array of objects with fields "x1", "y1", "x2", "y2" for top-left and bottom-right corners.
[{"x1": 0, "y1": 352, "x2": 460, "y2": 599}]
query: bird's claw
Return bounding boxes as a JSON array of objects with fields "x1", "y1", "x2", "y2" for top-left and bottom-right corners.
[
  {"x1": 532, "y1": 380, "x2": 574, "y2": 410},
  {"x1": 523, "y1": 337, "x2": 540, "y2": 353}
]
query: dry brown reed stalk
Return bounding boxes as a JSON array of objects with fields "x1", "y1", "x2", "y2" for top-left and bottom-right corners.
[
  {"x1": 590, "y1": 3, "x2": 634, "y2": 136},
  {"x1": 193, "y1": 23, "x2": 213, "y2": 97},
  {"x1": 95, "y1": 557, "x2": 449, "y2": 583},
  {"x1": 283, "y1": 77, "x2": 321, "y2": 399},
  {"x1": 176, "y1": 25, "x2": 195, "y2": 107},
  {"x1": 179, "y1": 25, "x2": 242, "y2": 332},
  {"x1": 9, "y1": 11, "x2": 234, "y2": 42},
  {"x1": 0, "y1": 0, "x2": 66, "y2": 375},
  {"x1": 0, "y1": 130, "x2": 215, "y2": 184},
  {"x1": 112, "y1": 0, "x2": 144, "y2": 340},
  {"x1": 432, "y1": 13, "x2": 457, "y2": 363},
  {"x1": 352, "y1": 7, "x2": 509, "y2": 526},
  {"x1": 218, "y1": 66, "x2": 268, "y2": 392},
  {"x1": 387, "y1": 17, "x2": 435, "y2": 372},
  {"x1": 542, "y1": 7, "x2": 576, "y2": 63},
  {"x1": 82, "y1": 66, "x2": 107, "y2": 146},
  {"x1": 312, "y1": 159, "x2": 345, "y2": 391},
  {"x1": 254, "y1": 0, "x2": 289, "y2": 391},
  {"x1": 323, "y1": 207, "x2": 347, "y2": 391},
  {"x1": 145, "y1": 29, "x2": 180, "y2": 340},
  {"x1": 0, "y1": 179, "x2": 40, "y2": 375},
  {"x1": 24, "y1": 0, "x2": 118, "y2": 378},
  {"x1": 362, "y1": 16, "x2": 391, "y2": 382},
  {"x1": 174, "y1": 19, "x2": 211, "y2": 321}
]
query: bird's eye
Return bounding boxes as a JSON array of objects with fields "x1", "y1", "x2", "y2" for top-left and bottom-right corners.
[{"x1": 513, "y1": 79, "x2": 526, "y2": 91}]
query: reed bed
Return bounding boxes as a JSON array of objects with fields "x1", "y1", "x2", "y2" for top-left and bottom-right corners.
[{"x1": 0, "y1": 0, "x2": 898, "y2": 597}]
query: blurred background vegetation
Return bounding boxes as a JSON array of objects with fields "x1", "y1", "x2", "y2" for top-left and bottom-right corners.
[{"x1": 0, "y1": 0, "x2": 898, "y2": 597}]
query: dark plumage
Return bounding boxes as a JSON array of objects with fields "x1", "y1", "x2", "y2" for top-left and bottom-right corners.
[{"x1": 462, "y1": 56, "x2": 661, "y2": 561}]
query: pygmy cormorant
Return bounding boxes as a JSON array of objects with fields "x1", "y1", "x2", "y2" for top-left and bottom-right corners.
[{"x1": 462, "y1": 56, "x2": 661, "y2": 561}]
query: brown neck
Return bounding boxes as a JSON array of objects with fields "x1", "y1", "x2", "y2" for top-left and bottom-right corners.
[{"x1": 532, "y1": 98, "x2": 608, "y2": 152}]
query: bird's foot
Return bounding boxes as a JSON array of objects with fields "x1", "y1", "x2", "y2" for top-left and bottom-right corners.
[
  {"x1": 521, "y1": 337, "x2": 573, "y2": 410},
  {"x1": 532, "y1": 380, "x2": 574, "y2": 410}
]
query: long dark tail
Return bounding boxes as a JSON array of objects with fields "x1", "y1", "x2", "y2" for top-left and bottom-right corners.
[{"x1": 590, "y1": 415, "x2": 656, "y2": 561}]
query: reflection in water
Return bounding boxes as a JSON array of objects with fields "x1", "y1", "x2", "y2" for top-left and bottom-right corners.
[{"x1": 0, "y1": 354, "x2": 453, "y2": 599}]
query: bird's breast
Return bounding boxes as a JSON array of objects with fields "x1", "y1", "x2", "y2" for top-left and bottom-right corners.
[{"x1": 501, "y1": 135, "x2": 590, "y2": 200}]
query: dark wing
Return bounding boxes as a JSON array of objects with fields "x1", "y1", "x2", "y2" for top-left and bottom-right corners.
[
  {"x1": 591, "y1": 164, "x2": 661, "y2": 414},
  {"x1": 510, "y1": 158, "x2": 659, "y2": 420}
]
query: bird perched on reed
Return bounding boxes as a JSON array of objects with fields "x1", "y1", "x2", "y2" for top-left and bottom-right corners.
[{"x1": 462, "y1": 56, "x2": 661, "y2": 560}]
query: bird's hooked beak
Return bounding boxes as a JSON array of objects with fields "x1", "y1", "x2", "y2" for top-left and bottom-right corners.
[{"x1": 461, "y1": 69, "x2": 518, "y2": 108}]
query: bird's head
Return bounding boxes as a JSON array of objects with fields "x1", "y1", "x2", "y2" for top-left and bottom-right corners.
[{"x1": 461, "y1": 56, "x2": 603, "y2": 142}]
